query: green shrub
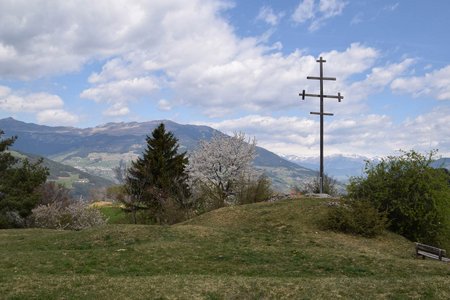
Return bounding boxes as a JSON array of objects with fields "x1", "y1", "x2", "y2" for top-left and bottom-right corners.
[
  {"x1": 320, "y1": 199, "x2": 388, "y2": 237},
  {"x1": 347, "y1": 150, "x2": 450, "y2": 248}
]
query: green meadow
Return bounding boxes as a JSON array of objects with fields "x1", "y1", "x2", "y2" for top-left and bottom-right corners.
[{"x1": 1, "y1": 198, "x2": 449, "y2": 299}]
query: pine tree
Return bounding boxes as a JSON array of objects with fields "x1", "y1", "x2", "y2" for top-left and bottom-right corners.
[
  {"x1": 0, "y1": 130, "x2": 48, "y2": 228},
  {"x1": 125, "y1": 123, "x2": 190, "y2": 223},
  {"x1": 0, "y1": 130, "x2": 17, "y2": 174}
]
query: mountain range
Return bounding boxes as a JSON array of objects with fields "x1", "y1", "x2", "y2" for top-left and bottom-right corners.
[
  {"x1": 283, "y1": 153, "x2": 450, "y2": 183},
  {"x1": 281, "y1": 154, "x2": 370, "y2": 182},
  {"x1": 0, "y1": 117, "x2": 317, "y2": 194}
]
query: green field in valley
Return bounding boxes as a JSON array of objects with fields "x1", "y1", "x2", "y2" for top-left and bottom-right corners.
[{"x1": 1, "y1": 198, "x2": 449, "y2": 299}]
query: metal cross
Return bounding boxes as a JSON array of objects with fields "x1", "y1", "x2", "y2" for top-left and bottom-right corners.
[{"x1": 300, "y1": 57, "x2": 343, "y2": 194}]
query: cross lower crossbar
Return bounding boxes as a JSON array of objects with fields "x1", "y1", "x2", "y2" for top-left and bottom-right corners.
[
  {"x1": 310, "y1": 112, "x2": 334, "y2": 116},
  {"x1": 307, "y1": 76, "x2": 336, "y2": 81}
]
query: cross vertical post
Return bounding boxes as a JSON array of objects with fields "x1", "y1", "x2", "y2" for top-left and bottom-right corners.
[{"x1": 300, "y1": 57, "x2": 343, "y2": 194}]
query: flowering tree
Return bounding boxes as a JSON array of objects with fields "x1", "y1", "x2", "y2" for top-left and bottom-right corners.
[{"x1": 187, "y1": 132, "x2": 258, "y2": 208}]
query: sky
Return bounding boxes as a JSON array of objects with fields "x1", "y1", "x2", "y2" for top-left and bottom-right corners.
[{"x1": 0, "y1": 0, "x2": 449, "y2": 158}]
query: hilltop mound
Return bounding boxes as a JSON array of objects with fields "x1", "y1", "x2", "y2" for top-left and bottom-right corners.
[{"x1": 1, "y1": 198, "x2": 449, "y2": 299}]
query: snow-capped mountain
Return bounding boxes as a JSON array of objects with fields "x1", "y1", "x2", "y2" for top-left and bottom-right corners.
[{"x1": 280, "y1": 154, "x2": 371, "y2": 182}]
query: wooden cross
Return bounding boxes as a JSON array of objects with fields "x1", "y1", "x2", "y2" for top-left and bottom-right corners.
[{"x1": 300, "y1": 57, "x2": 343, "y2": 194}]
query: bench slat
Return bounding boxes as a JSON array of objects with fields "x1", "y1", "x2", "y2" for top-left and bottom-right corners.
[
  {"x1": 416, "y1": 243, "x2": 447, "y2": 261},
  {"x1": 417, "y1": 250, "x2": 441, "y2": 260},
  {"x1": 416, "y1": 243, "x2": 445, "y2": 254}
]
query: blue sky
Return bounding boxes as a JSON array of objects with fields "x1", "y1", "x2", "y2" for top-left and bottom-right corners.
[{"x1": 0, "y1": 0, "x2": 449, "y2": 157}]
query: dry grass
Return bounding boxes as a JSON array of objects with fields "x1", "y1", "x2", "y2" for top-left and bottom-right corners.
[{"x1": 89, "y1": 201, "x2": 115, "y2": 208}]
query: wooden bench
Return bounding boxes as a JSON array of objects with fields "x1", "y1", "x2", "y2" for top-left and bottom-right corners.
[{"x1": 415, "y1": 243, "x2": 450, "y2": 262}]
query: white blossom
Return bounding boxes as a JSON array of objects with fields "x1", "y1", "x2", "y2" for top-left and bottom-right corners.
[{"x1": 187, "y1": 132, "x2": 258, "y2": 204}]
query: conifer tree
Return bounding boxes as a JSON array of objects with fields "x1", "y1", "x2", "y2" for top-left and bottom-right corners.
[
  {"x1": 0, "y1": 130, "x2": 48, "y2": 228},
  {"x1": 0, "y1": 130, "x2": 16, "y2": 173},
  {"x1": 125, "y1": 123, "x2": 190, "y2": 223}
]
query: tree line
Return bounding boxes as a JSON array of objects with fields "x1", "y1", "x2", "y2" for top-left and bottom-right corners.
[
  {"x1": 111, "y1": 123, "x2": 272, "y2": 224},
  {"x1": 0, "y1": 124, "x2": 272, "y2": 228}
]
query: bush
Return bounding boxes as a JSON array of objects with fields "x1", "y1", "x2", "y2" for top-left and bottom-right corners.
[
  {"x1": 0, "y1": 210, "x2": 26, "y2": 228},
  {"x1": 153, "y1": 197, "x2": 191, "y2": 225},
  {"x1": 188, "y1": 183, "x2": 224, "y2": 214},
  {"x1": 38, "y1": 182, "x2": 73, "y2": 207},
  {"x1": 190, "y1": 174, "x2": 273, "y2": 214},
  {"x1": 301, "y1": 174, "x2": 338, "y2": 196},
  {"x1": 31, "y1": 201, "x2": 106, "y2": 230},
  {"x1": 347, "y1": 150, "x2": 450, "y2": 247},
  {"x1": 235, "y1": 174, "x2": 273, "y2": 205},
  {"x1": 320, "y1": 199, "x2": 388, "y2": 237}
]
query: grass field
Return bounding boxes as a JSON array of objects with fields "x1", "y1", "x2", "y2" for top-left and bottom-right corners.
[
  {"x1": 1, "y1": 198, "x2": 449, "y2": 299},
  {"x1": 95, "y1": 203, "x2": 131, "y2": 224}
]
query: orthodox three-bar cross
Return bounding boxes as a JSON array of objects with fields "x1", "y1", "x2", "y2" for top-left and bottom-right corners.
[{"x1": 300, "y1": 57, "x2": 343, "y2": 194}]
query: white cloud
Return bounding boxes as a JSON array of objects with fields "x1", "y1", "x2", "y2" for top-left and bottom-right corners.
[
  {"x1": 0, "y1": 84, "x2": 78, "y2": 125},
  {"x1": 384, "y1": 3, "x2": 399, "y2": 12},
  {"x1": 338, "y1": 58, "x2": 415, "y2": 111},
  {"x1": 401, "y1": 106, "x2": 450, "y2": 155},
  {"x1": 36, "y1": 109, "x2": 79, "y2": 125},
  {"x1": 0, "y1": 86, "x2": 63, "y2": 112},
  {"x1": 257, "y1": 6, "x2": 283, "y2": 26},
  {"x1": 81, "y1": 76, "x2": 159, "y2": 103},
  {"x1": 0, "y1": 0, "x2": 233, "y2": 79},
  {"x1": 0, "y1": 0, "x2": 137, "y2": 79},
  {"x1": 204, "y1": 114, "x2": 391, "y2": 157},
  {"x1": 350, "y1": 13, "x2": 364, "y2": 25},
  {"x1": 0, "y1": 0, "x2": 423, "y2": 125},
  {"x1": 158, "y1": 99, "x2": 172, "y2": 111},
  {"x1": 203, "y1": 107, "x2": 450, "y2": 157},
  {"x1": 320, "y1": 43, "x2": 379, "y2": 79},
  {"x1": 292, "y1": 0, "x2": 315, "y2": 23},
  {"x1": 103, "y1": 103, "x2": 130, "y2": 117},
  {"x1": 391, "y1": 65, "x2": 450, "y2": 101},
  {"x1": 292, "y1": 0, "x2": 347, "y2": 31},
  {"x1": 81, "y1": 38, "x2": 402, "y2": 119},
  {"x1": 319, "y1": 0, "x2": 347, "y2": 18},
  {"x1": 173, "y1": 43, "x2": 387, "y2": 117}
]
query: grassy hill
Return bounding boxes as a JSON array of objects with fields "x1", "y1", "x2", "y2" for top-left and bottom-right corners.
[{"x1": 1, "y1": 198, "x2": 449, "y2": 299}]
